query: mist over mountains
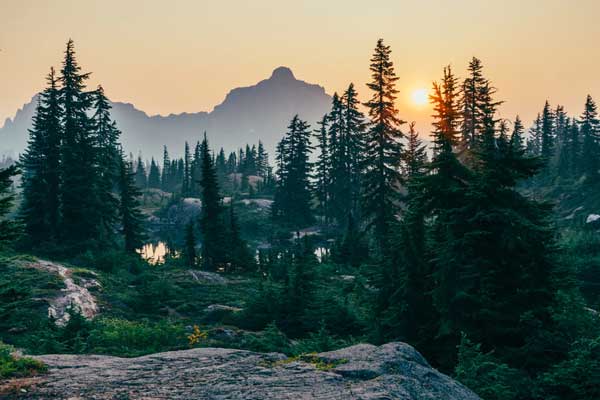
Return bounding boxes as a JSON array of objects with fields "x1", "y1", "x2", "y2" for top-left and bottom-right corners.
[{"x1": 0, "y1": 66, "x2": 331, "y2": 160}]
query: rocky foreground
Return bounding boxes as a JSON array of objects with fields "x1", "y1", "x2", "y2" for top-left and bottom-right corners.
[{"x1": 4, "y1": 342, "x2": 480, "y2": 400}]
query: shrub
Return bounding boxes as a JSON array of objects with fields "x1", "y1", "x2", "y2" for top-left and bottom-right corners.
[{"x1": 0, "y1": 341, "x2": 47, "y2": 378}]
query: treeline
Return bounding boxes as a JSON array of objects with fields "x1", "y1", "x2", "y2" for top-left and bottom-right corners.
[
  {"x1": 258, "y1": 41, "x2": 600, "y2": 399},
  {"x1": 11, "y1": 40, "x2": 146, "y2": 255},
  {"x1": 131, "y1": 140, "x2": 275, "y2": 196}
]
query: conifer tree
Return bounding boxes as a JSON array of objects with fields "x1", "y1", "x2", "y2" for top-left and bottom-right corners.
[
  {"x1": 272, "y1": 115, "x2": 314, "y2": 226},
  {"x1": 526, "y1": 114, "x2": 542, "y2": 156},
  {"x1": 256, "y1": 141, "x2": 269, "y2": 177},
  {"x1": 118, "y1": 156, "x2": 146, "y2": 253},
  {"x1": 510, "y1": 115, "x2": 525, "y2": 153},
  {"x1": 134, "y1": 155, "x2": 147, "y2": 189},
  {"x1": 190, "y1": 141, "x2": 202, "y2": 196},
  {"x1": 59, "y1": 39, "x2": 101, "y2": 246},
  {"x1": 327, "y1": 93, "x2": 346, "y2": 223},
  {"x1": 147, "y1": 158, "x2": 161, "y2": 188},
  {"x1": 580, "y1": 95, "x2": 599, "y2": 182},
  {"x1": 226, "y1": 204, "x2": 253, "y2": 272},
  {"x1": 313, "y1": 115, "x2": 330, "y2": 221},
  {"x1": 92, "y1": 85, "x2": 121, "y2": 241},
  {"x1": 20, "y1": 68, "x2": 62, "y2": 243},
  {"x1": 362, "y1": 39, "x2": 405, "y2": 246},
  {"x1": 342, "y1": 83, "x2": 366, "y2": 219},
  {"x1": 0, "y1": 165, "x2": 20, "y2": 244},
  {"x1": 402, "y1": 122, "x2": 428, "y2": 178},
  {"x1": 461, "y1": 57, "x2": 487, "y2": 147},
  {"x1": 182, "y1": 141, "x2": 191, "y2": 196},
  {"x1": 161, "y1": 146, "x2": 171, "y2": 191},
  {"x1": 540, "y1": 100, "x2": 555, "y2": 163},
  {"x1": 198, "y1": 134, "x2": 227, "y2": 270}
]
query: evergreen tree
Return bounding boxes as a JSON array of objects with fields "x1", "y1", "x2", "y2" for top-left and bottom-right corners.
[
  {"x1": 362, "y1": 39, "x2": 405, "y2": 246},
  {"x1": 510, "y1": 115, "x2": 525, "y2": 153},
  {"x1": 118, "y1": 156, "x2": 146, "y2": 253},
  {"x1": 198, "y1": 134, "x2": 227, "y2": 271},
  {"x1": 272, "y1": 115, "x2": 314, "y2": 227},
  {"x1": 461, "y1": 57, "x2": 487, "y2": 147},
  {"x1": 161, "y1": 146, "x2": 171, "y2": 191},
  {"x1": 59, "y1": 39, "x2": 101, "y2": 247},
  {"x1": 92, "y1": 85, "x2": 121, "y2": 241},
  {"x1": 226, "y1": 204, "x2": 253, "y2": 272},
  {"x1": 147, "y1": 158, "x2": 161, "y2": 189},
  {"x1": 134, "y1": 155, "x2": 147, "y2": 189},
  {"x1": 313, "y1": 115, "x2": 330, "y2": 221},
  {"x1": 190, "y1": 141, "x2": 202, "y2": 196},
  {"x1": 342, "y1": 83, "x2": 366, "y2": 220},
  {"x1": 327, "y1": 93, "x2": 346, "y2": 223},
  {"x1": 540, "y1": 100, "x2": 556, "y2": 163},
  {"x1": 580, "y1": 95, "x2": 599, "y2": 182},
  {"x1": 402, "y1": 122, "x2": 428, "y2": 177},
  {"x1": 20, "y1": 68, "x2": 62, "y2": 243},
  {"x1": 0, "y1": 165, "x2": 20, "y2": 245},
  {"x1": 256, "y1": 141, "x2": 269, "y2": 177},
  {"x1": 526, "y1": 114, "x2": 542, "y2": 156},
  {"x1": 182, "y1": 141, "x2": 191, "y2": 196}
]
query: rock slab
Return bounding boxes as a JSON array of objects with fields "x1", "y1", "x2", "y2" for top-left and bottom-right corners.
[{"x1": 8, "y1": 342, "x2": 480, "y2": 399}]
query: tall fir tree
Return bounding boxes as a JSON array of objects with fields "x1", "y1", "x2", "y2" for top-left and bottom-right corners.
[
  {"x1": 59, "y1": 39, "x2": 101, "y2": 247},
  {"x1": 0, "y1": 165, "x2": 20, "y2": 245},
  {"x1": 342, "y1": 83, "x2": 366, "y2": 220},
  {"x1": 134, "y1": 155, "x2": 147, "y2": 189},
  {"x1": 402, "y1": 122, "x2": 428, "y2": 178},
  {"x1": 540, "y1": 100, "x2": 556, "y2": 164},
  {"x1": 92, "y1": 85, "x2": 121, "y2": 241},
  {"x1": 362, "y1": 39, "x2": 405, "y2": 246},
  {"x1": 313, "y1": 115, "x2": 330, "y2": 221},
  {"x1": 147, "y1": 158, "x2": 161, "y2": 189},
  {"x1": 198, "y1": 134, "x2": 227, "y2": 271},
  {"x1": 161, "y1": 145, "x2": 171, "y2": 191},
  {"x1": 118, "y1": 155, "x2": 146, "y2": 253},
  {"x1": 461, "y1": 57, "x2": 487, "y2": 148},
  {"x1": 20, "y1": 68, "x2": 62, "y2": 243},
  {"x1": 272, "y1": 115, "x2": 314, "y2": 227},
  {"x1": 580, "y1": 95, "x2": 599, "y2": 182}
]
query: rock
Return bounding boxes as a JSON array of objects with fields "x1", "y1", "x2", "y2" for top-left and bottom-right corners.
[
  {"x1": 11, "y1": 342, "x2": 480, "y2": 399},
  {"x1": 586, "y1": 214, "x2": 600, "y2": 224},
  {"x1": 188, "y1": 269, "x2": 229, "y2": 284},
  {"x1": 205, "y1": 304, "x2": 243, "y2": 313},
  {"x1": 22, "y1": 260, "x2": 99, "y2": 326}
]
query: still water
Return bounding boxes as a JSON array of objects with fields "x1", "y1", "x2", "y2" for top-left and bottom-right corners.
[{"x1": 137, "y1": 242, "x2": 170, "y2": 265}]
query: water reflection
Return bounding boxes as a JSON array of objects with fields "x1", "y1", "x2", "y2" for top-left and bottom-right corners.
[{"x1": 137, "y1": 242, "x2": 169, "y2": 265}]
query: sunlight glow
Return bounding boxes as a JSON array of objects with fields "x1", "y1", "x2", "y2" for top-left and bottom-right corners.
[{"x1": 411, "y1": 88, "x2": 429, "y2": 106}]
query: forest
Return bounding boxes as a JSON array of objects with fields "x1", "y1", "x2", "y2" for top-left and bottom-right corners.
[{"x1": 1, "y1": 38, "x2": 599, "y2": 400}]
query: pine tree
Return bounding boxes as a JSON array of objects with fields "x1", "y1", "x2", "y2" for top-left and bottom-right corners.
[
  {"x1": 161, "y1": 146, "x2": 171, "y2": 191},
  {"x1": 182, "y1": 141, "x2": 191, "y2": 196},
  {"x1": 402, "y1": 122, "x2": 428, "y2": 178},
  {"x1": 0, "y1": 165, "x2": 20, "y2": 244},
  {"x1": 362, "y1": 39, "x2": 405, "y2": 246},
  {"x1": 92, "y1": 85, "x2": 121, "y2": 241},
  {"x1": 227, "y1": 204, "x2": 253, "y2": 272},
  {"x1": 256, "y1": 141, "x2": 269, "y2": 178},
  {"x1": 134, "y1": 155, "x2": 147, "y2": 189},
  {"x1": 59, "y1": 39, "x2": 101, "y2": 247},
  {"x1": 568, "y1": 118, "x2": 581, "y2": 177},
  {"x1": 313, "y1": 115, "x2": 330, "y2": 221},
  {"x1": 461, "y1": 57, "x2": 487, "y2": 147},
  {"x1": 580, "y1": 95, "x2": 599, "y2": 182},
  {"x1": 198, "y1": 134, "x2": 227, "y2": 271},
  {"x1": 148, "y1": 158, "x2": 161, "y2": 188},
  {"x1": 342, "y1": 83, "x2": 366, "y2": 220},
  {"x1": 118, "y1": 156, "x2": 146, "y2": 253},
  {"x1": 190, "y1": 141, "x2": 202, "y2": 196},
  {"x1": 510, "y1": 115, "x2": 525, "y2": 153},
  {"x1": 272, "y1": 115, "x2": 314, "y2": 227},
  {"x1": 526, "y1": 114, "x2": 542, "y2": 156},
  {"x1": 20, "y1": 68, "x2": 62, "y2": 243},
  {"x1": 327, "y1": 93, "x2": 347, "y2": 223},
  {"x1": 540, "y1": 100, "x2": 555, "y2": 163}
]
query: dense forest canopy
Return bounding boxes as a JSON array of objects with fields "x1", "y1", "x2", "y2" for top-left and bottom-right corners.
[{"x1": 1, "y1": 39, "x2": 600, "y2": 400}]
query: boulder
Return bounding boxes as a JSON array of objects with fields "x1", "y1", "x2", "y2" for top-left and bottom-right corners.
[{"x1": 10, "y1": 342, "x2": 480, "y2": 399}]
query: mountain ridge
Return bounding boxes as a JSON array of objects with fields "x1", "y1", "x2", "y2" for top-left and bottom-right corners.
[{"x1": 0, "y1": 67, "x2": 332, "y2": 160}]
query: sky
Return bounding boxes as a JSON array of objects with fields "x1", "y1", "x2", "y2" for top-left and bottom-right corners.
[{"x1": 1, "y1": 0, "x2": 599, "y2": 135}]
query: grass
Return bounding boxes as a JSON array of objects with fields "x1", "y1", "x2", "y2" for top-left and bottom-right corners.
[{"x1": 0, "y1": 342, "x2": 46, "y2": 379}]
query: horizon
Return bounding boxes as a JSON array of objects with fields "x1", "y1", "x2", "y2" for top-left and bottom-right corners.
[{"x1": 2, "y1": 0, "x2": 600, "y2": 135}]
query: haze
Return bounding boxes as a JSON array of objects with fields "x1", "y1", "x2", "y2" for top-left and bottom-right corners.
[{"x1": 1, "y1": 0, "x2": 599, "y2": 132}]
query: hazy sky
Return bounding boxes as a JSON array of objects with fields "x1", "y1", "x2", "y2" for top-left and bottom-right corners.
[{"x1": 1, "y1": 0, "x2": 599, "y2": 134}]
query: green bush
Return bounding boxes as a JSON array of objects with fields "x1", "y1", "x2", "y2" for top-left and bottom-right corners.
[
  {"x1": 87, "y1": 318, "x2": 187, "y2": 357},
  {"x1": 454, "y1": 334, "x2": 526, "y2": 400},
  {"x1": 0, "y1": 341, "x2": 47, "y2": 378}
]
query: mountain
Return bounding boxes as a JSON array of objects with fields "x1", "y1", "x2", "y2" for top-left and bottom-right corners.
[{"x1": 0, "y1": 66, "x2": 332, "y2": 160}]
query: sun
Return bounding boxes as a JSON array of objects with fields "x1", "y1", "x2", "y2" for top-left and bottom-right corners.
[{"x1": 411, "y1": 88, "x2": 429, "y2": 106}]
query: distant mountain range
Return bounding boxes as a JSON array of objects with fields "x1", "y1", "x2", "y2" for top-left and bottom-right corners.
[{"x1": 0, "y1": 66, "x2": 332, "y2": 161}]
